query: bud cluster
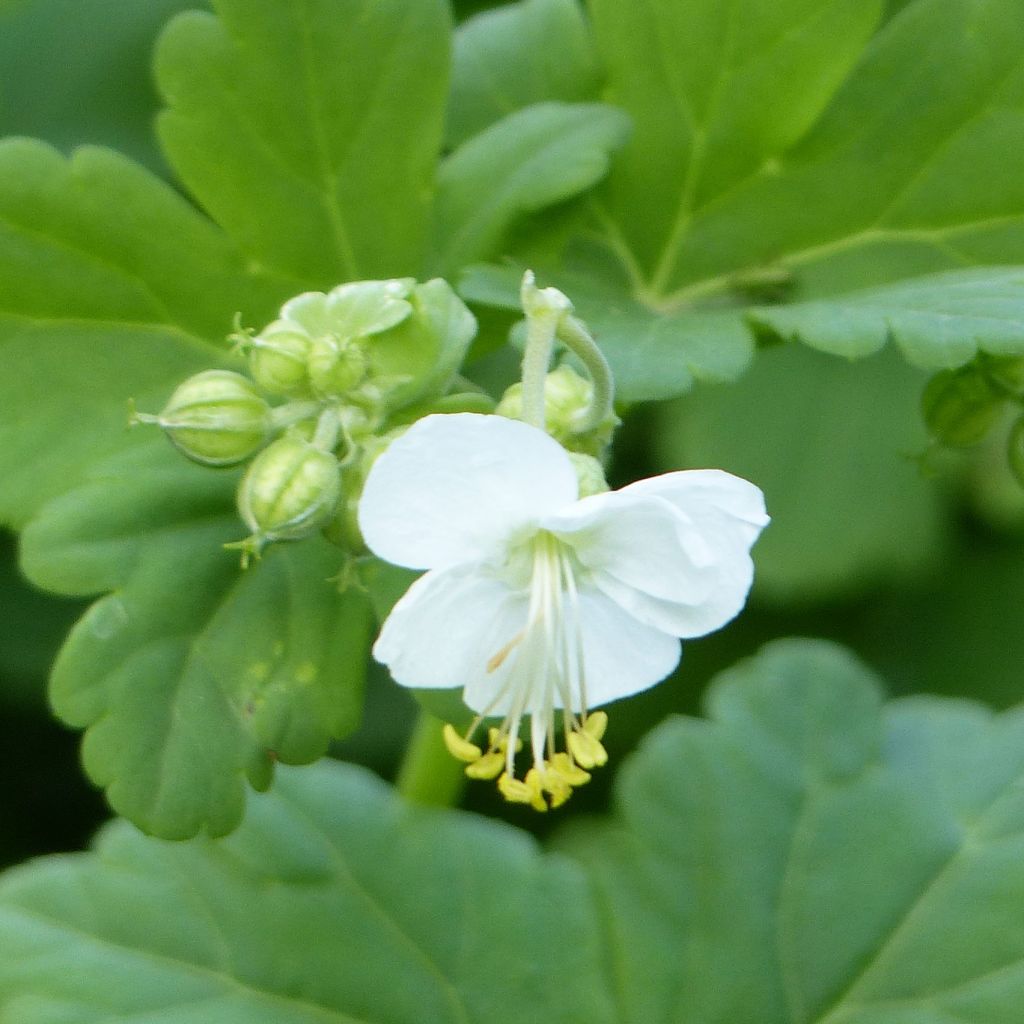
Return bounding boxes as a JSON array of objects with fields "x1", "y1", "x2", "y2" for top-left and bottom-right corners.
[
  {"x1": 922, "y1": 355, "x2": 1024, "y2": 487},
  {"x1": 134, "y1": 278, "x2": 478, "y2": 562}
]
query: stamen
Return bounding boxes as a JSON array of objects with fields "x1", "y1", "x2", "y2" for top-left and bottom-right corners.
[
  {"x1": 442, "y1": 531, "x2": 611, "y2": 810},
  {"x1": 442, "y1": 724, "x2": 482, "y2": 763},
  {"x1": 486, "y1": 631, "x2": 524, "y2": 672}
]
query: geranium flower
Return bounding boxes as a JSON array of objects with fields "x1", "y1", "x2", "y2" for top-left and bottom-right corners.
[{"x1": 359, "y1": 413, "x2": 768, "y2": 809}]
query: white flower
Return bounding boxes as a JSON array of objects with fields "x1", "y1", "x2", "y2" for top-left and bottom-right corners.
[{"x1": 359, "y1": 413, "x2": 768, "y2": 809}]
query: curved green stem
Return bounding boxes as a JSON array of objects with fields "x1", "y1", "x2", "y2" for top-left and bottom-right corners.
[
  {"x1": 556, "y1": 315, "x2": 616, "y2": 433},
  {"x1": 396, "y1": 710, "x2": 466, "y2": 808}
]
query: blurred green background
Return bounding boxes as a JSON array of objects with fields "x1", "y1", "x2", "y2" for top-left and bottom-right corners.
[{"x1": 2, "y1": 0, "x2": 1022, "y2": 864}]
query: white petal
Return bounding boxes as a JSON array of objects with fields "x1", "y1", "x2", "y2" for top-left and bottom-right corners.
[
  {"x1": 543, "y1": 490, "x2": 721, "y2": 604},
  {"x1": 373, "y1": 564, "x2": 525, "y2": 691},
  {"x1": 575, "y1": 587, "x2": 681, "y2": 708},
  {"x1": 546, "y1": 474, "x2": 766, "y2": 639},
  {"x1": 622, "y1": 468, "x2": 769, "y2": 544},
  {"x1": 592, "y1": 550, "x2": 754, "y2": 638},
  {"x1": 359, "y1": 413, "x2": 578, "y2": 570}
]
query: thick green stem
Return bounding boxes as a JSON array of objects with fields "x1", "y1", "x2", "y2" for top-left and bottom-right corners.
[
  {"x1": 557, "y1": 315, "x2": 616, "y2": 432},
  {"x1": 396, "y1": 710, "x2": 466, "y2": 808},
  {"x1": 520, "y1": 308, "x2": 558, "y2": 431}
]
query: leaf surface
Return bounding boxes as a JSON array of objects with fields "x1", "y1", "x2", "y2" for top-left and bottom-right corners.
[
  {"x1": 430, "y1": 102, "x2": 630, "y2": 275},
  {"x1": 0, "y1": 138, "x2": 368, "y2": 838},
  {"x1": 447, "y1": 0, "x2": 600, "y2": 147},
  {"x1": 5, "y1": 640, "x2": 1024, "y2": 1021},
  {"x1": 156, "y1": 0, "x2": 451, "y2": 284},
  {"x1": 468, "y1": 0, "x2": 1024, "y2": 400},
  {"x1": 654, "y1": 344, "x2": 948, "y2": 602}
]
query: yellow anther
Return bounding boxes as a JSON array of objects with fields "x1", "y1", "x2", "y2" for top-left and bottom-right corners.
[
  {"x1": 465, "y1": 751, "x2": 504, "y2": 780},
  {"x1": 499, "y1": 771, "x2": 547, "y2": 812},
  {"x1": 442, "y1": 723, "x2": 482, "y2": 764},
  {"x1": 488, "y1": 727, "x2": 523, "y2": 753},
  {"x1": 583, "y1": 710, "x2": 608, "y2": 741},
  {"x1": 522, "y1": 769, "x2": 550, "y2": 812},
  {"x1": 568, "y1": 729, "x2": 608, "y2": 769},
  {"x1": 548, "y1": 752, "x2": 591, "y2": 787},
  {"x1": 538, "y1": 765, "x2": 573, "y2": 808}
]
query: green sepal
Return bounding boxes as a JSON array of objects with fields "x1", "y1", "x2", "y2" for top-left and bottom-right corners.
[{"x1": 367, "y1": 278, "x2": 477, "y2": 412}]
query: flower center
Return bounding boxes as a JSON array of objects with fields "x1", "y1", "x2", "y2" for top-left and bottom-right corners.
[{"x1": 442, "y1": 530, "x2": 609, "y2": 811}]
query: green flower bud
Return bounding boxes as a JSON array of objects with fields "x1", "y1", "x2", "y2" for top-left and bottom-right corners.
[
  {"x1": 135, "y1": 369, "x2": 271, "y2": 466},
  {"x1": 922, "y1": 367, "x2": 1002, "y2": 447},
  {"x1": 363, "y1": 279, "x2": 477, "y2": 412},
  {"x1": 233, "y1": 435, "x2": 341, "y2": 562},
  {"x1": 985, "y1": 356, "x2": 1024, "y2": 395},
  {"x1": 568, "y1": 452, "x2": 609, "y2": 497},
  {"x1": 1008, "y1": 416, "x2": 1024, "y2": 488},
  {"x1": 307, "y1": 334, "x2": 369, "y2": 398},
  {"x1": 496, "y1": 365, "x2": 619, "y2": 456},
  {"x1": 248, "y1": 324, "x2": 311, "y2": 396}
]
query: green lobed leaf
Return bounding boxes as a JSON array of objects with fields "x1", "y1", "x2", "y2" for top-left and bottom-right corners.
[
  {"x1": 155, "y1": 0, "x2": 452, "y2": 285},
  {"x1": 447, "y1": 0, "x2": 600, "y2": 148},
  {"x1": 589, "y1": 0, "x2": 885, "y2": 281},
  {"x1": 459, "y1": 260, "x2": 756, "y2": 401},
  {"x1": 0, "y1": 138, "x2": 286, "y2": 526},
  {"x1": 466, "y1": 0, "x2": 1024, "y2": 401},
  {"x1": 750, "y1": 266, "x2": 1024, "y2": 366},
  {"x1": 559, "y1": 638, "x2": 1024, "y2": 1024},
  {"x1": 429, "y1": 102, "x2": 630, "y2": 276},
  {"x1": 5, "y1": 640, "x2": 1024, "y2": 1020},
  {"x1": 654, "y1": 343, "x2": 948, "y2": 602},
  {"x1": 20, "y1": 439, "x2": 372, "y2": 840},
  {"x1": 0, "y1": 137, "x2": 372, "y2": 838},
  {"x1": 0, "y1": 760, "x2": 614, "y2": 1023}
]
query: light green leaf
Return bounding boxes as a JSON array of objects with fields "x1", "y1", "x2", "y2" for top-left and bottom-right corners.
[
  {"x1": 561, "y1": 639, "x2": 1024, "y2": 1024},
  {"x1": 750, "y1": 266, "x2": 1024, "y2": 366},
  {"x1": 589, "y1": 0, "x2": 885, "y2": 283},
  {"x1": 155, "y1": 0, "x2": 451, "y2": 285},
  {"x1": 0, "y1": 138, "x2": 285, "y2": 525},
  {"x1": 430, "y1": 102, "x2": 630, "y2": 276},
  {"x1": 654, "y1": 344, "x2": 948, "y2": 601},
  {"x1": 459, "y1": 261, "x2": 755, "y2": 402},
  {"x1": 0, "y1": 138, "x2": 370, "y2": 838},
  {"x1": 465, "y1": 0, "x2": 1024, "y2": 400},
  {"x1": 447, "y1": 0, "x2": 600, "y2": 147},
  {"x1": 6, "y1": 640, "x2": 1024, "y2": 1021},
  {"x1": 642, "y1": 0, "x2": 1024, "y2": 303},
  {"x1": 0, "y1": 761, "x2": 614, "y2": 1023},
  {"x1": 20, "y1": 440, "x2": 372, "y2": 840}
]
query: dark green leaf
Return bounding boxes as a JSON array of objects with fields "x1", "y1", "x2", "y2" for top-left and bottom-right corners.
[
  {"x1": 6, "y1": 640, "x2": 1024, "y2": 1020},
  {"x1": 654, "y1": 344, "x2": 948, "y2": 601},
  {"x1": 0, "y1": 0, "x2": 197, "y2": 175},
  {"x1": 468, "y1": 0, "x2": 1024, "y2": 400},
  {"x1": 561, "y1": 638, "x2": 1024, "y2": 1023},
  {"x1": 0, "y1": 138, "x2": 285, "y2": 525},
  {"x1": 21, "y1": 440, "x2": 371, "y2": 839},
  {"x1": 0, "y1": 760, "x2": 614, "y2": 1022}
]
